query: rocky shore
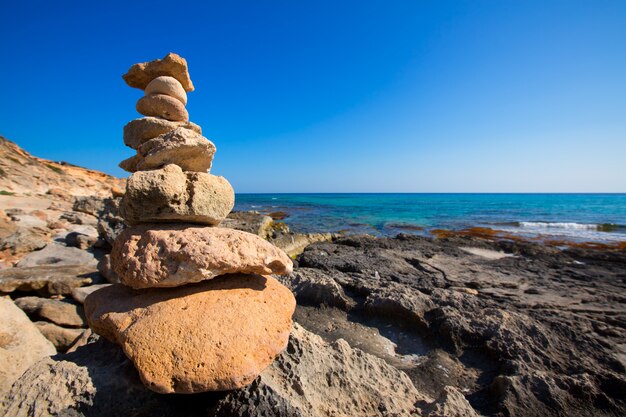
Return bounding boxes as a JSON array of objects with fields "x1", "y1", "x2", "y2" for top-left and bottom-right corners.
[{"x1": 0, "y1": 126, "x2": 626, "y2": 417}]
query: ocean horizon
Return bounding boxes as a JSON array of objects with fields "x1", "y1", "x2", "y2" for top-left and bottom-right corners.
[{"x1": 234, "y1": 193, "x2": 626, "y2": 242}]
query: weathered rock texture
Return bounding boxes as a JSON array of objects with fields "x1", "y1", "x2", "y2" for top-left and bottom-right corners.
[
  {"x1": 123, "y1": 117, "x2": 201, "y2": 149},
  {"x1": 133, "y1": 127, "x2": 215, "y2": 173},
  {"x1": 120, "y1": 164, "x2": 234, "y2": 225},
  {"x1": 14, "y1": 296, "x2": 85, "y2": 327},
  {"x1": 0, "y1": 324, "x2": 481, "y2": 417},
  {"x1": 84, "y1": 275, "x2": 296, "y2": 393},
  {"x1": 123, "y1": 52, "x2": 194, "y2": 92},
  {"x1": 136, "y1": 94, "x2": 189, "y2": 122},
  {"x1": 0, "y1": 265, "x2": 99, "y2": 295},
  {"x1": 111, "y1": 224, "x2": 292, "y2": 288},
  {"x1": 0, "y1": 297, "x2": 56, "y2": 395}
]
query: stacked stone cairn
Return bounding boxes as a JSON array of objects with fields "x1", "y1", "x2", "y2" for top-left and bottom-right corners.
[{"x1": 84, "y1": 53, "x2": 296, "y2": 394}]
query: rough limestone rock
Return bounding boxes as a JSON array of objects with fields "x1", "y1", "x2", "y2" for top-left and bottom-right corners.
[
  {"x1": 14, "y1": 296, "x2": 85, "y2": 327},
  {"x1": 16, "y1": 243, "x2": 98, "y2": 267},
  {"x1": 123, "y1": 52, "x2": 194, "y2": 92},
  {"x1": 71, "y1": 284, "x2": 112, "y2": 304},
  {"x1": 34, "y1": 321, "x2": 84, "y2": 352},
  {"x1": 0, "y1": 297, "x2": 56, "y2": 395},
  {"x1": 111, "y1": 224, "x2": 293, "y2": 289},
  {"x1": 0, "y1": 265, "x2": 99, "y2": 295},
  {"x1": 84, "y1": 275, "x2": 296, "y2": 393},
  {"x1": 279, "y1": 268, "x2": 352, "y2": 309},
  {"x1": 120, "y1": 164, "x2": 234, "y2": 225},
  {"x1": 0, "y1": 325, "x2": 441, "y2": 417},
  {"x1": 137, "y1": 127, "x2": 216, "y2": 172},
  {"x1": 97, "y1": 254, "x2": 120, "y2": 283},
  {"x1": 145, "y1": 76, "x2": 187, "y2": 105},
  {"x1": 123, "y1": 117, "x2": 201, "y2": 149},
  {"x1": 118, "y1": 154, "x2": 141, "y2": 172},
  {"x1": 136, "y1": 94, "x2": 189, "y2": 122}
]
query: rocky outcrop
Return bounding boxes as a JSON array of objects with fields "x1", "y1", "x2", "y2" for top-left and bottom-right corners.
[
  {"x1": 0, "y1": 136, "x2": 125, "y2": 197},
  {"x1": 0, "y1": 297, "x2": 55, "y2": 395},
  {"x1": 289, "y1": 234, "x2": 626, "y2": 417},
  {"x1": 0, "y1": 324, "x2": 479, "y2": 417}
]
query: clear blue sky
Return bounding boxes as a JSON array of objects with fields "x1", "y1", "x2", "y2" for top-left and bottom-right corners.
[{"x1": 1, "y1": 1, "x2": 625, "y2": 192}]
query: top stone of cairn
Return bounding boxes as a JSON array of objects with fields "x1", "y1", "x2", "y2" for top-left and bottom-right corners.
[{"x1": 123, "y1": 52, "x2": 194, "y2": 92}]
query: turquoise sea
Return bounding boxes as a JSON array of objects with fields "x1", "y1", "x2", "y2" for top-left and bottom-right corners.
[{"x1": 234, "y1": 194, "x2": 626, "y2": 242}]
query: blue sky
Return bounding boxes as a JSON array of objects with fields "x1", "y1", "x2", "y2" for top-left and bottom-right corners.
[{"x1": 1, "y1": 1, "x2": 625, "y2": 192}]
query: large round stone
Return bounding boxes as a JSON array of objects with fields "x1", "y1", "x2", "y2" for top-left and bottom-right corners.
[
  {"x1": 145, "y1": 76, "x2": 187, "y2": 105},
  {"x1": 136, "y1": 94, "x2": 188, "y2": 122},
  {"x1": 123, "y1": 117, "x2": 202, "y2": 149},
  {"x1": 84, "y1": 275, "x2": 296, "y2": 393},
  {"x1": 111, "y1": 224, "x2": 293, "y2": 289},
  {"x1": 119, "y1": 164, "x2": 234, "y2": 225}
]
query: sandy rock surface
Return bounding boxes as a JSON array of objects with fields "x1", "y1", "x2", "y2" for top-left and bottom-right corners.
[
  {"x1": 111, "y1": 224, "x2": 292, "y2": 288},
  {"x1": 136, "y1": 127, "x2": 215, "y2": 172},
  {"x1": 85, "y1": 274, "x2": 295, "y2": 393},
  {"x1": 123, "y1": 52, "x2": 194, "y2": 92},
  {"x1": 123, "y1": 117, "x2": 201, "y2": 149},
  {"x1": 144, "y1": 76, "x2": 187, "y2": 104},
  {"x1": 136, "y1": 94, "x2": 189, "y2": 121},
  {"x1": 120, "y1": 164, "x2": 234, "y2": 225},
  {"x1": 0, "y1": 297, "x2": 56, "y2": 395}
]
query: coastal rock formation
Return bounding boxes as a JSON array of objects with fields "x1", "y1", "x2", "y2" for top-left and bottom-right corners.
[
  {"x1": 85, "y1": 275, "x2": 295, "y2": 393},
  {"x1": 80, "y1": 53, "x2": 295, "y2": 395},
  {"x1": 111, "y1": 224, "x2": 292, "y2": 288},
  {"x1": 0, "y1": 324, "x2": 467, "y2": 417},
  {"x1": 120, "y1": 164, "x2": 234, "y2": 225},
  {"x1": 0, "y1": 297, "x2": 56, "y2": 395}
]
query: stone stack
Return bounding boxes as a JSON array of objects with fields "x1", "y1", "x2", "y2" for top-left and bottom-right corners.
[{"x1": 84, "y1": 53, "x2": 296, "y2": 394}]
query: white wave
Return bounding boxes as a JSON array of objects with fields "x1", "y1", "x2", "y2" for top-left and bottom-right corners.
[{"x1": 519, "y1": 222, "x2": 599, "y2": 230}]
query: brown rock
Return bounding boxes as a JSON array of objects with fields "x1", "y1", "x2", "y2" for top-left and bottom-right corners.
[
  {"x1": 137, "y1": 127, "x2": 215, "y2": 172},
  {"x1": 122, "y1": 52, "x2": 194, "y2": 92},
  {"x1": 97, "y1": 254, "x2": 119, "y2": 283},
  {"x1": 111, "y1": 224, "x2": 293, "y2": 289},
  {"x1": 14, "y1": 296, "x2": 85, "y2": 327},
  {"x1": 120, "y1": 164, "x2": 234, "y2": 225},
  {"x1": 123, "y1": 117, "x2": 202, "y2": 149},
  {"x1": 0, "y1": 265, "x2": 98, "y2": 295},
  {"x1": 34, "y1": 321, "x2": 84, "y2": 352},
  {"x1": 136, "y1": 94, "x2": 189, "y2": 122},
  {"x1": 0, "y1": 297, "x2": 56, "y2": 395},
  {"x1": 118, "y1": 154, "x2": 141, "y2": 173},
  {"x1": 71, "y1": 284, "x2": 112, "y2": 304},
  {"x1": 111, "y1": 186, "x2": 125, "y2": 198},
  {"x1": 145, "y1": 76, "x2": 187, "y2": 105},
  {"x1": 85, "y1": 274, "x2": 296, "y2": 393}
]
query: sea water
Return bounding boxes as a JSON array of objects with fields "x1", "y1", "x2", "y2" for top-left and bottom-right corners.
[{"x1": 234, "y1": 193, "x2": 626, "y2": 242}]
